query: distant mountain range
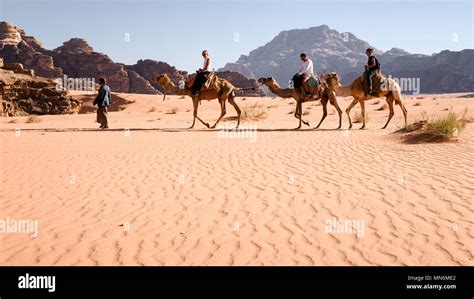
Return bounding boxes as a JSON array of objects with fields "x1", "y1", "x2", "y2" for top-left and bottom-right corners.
[
  {"x1": 219, "y1": 25, "x2": 474, "y2": 93},
  {"x1": 0, "y1": 22, "x2": 264, "y2": 96}
]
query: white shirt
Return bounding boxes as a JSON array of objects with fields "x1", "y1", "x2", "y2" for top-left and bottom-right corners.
[
  {"x1": 298, "y1": 58, "x2": 313, "y2": 76},
  {"x1": 203, "y1": 57, "x2": 212, "y2": 71}
]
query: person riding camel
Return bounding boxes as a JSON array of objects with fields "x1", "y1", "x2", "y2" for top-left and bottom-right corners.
[
  {"x1": 191, "y1": 50, "x2": 213, "y2": 96},
  {"x1": 296, "y1": 53, "x2": 313, "y2": 98},
  {"x1": 364, "y1": 48, "x2": 380, "y2": 94}
]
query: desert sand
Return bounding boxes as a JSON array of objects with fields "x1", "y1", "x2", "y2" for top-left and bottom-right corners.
[{"x1": 0, "y1": 92, "x2": 473, "y2": 266}]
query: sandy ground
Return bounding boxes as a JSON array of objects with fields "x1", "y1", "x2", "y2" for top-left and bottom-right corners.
[{"x1": 0, "y1": 92, "x2": 473, "y2": 266}]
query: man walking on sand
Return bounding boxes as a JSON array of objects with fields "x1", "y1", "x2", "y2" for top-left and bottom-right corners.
[{"x1": 93, "y1": 77, "x2": 111, "y2": 129}]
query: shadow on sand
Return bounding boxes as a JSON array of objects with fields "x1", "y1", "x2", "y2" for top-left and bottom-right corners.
[{"x1": 0, "y1": 127, "x2": 343, "y2": 133}]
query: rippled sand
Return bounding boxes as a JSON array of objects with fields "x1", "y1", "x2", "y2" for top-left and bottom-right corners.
[{"x1": 1, "y1": 92, "x2": 473, "y2": 265}]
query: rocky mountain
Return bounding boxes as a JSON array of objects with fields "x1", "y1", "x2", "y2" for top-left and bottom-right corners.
[
  {"x1": 0, "y1": 21, "x2": 264, "y2": 96},
  {"x1": 220, "y1": 25, "x2": 474, "y2": 93},
  {"x1": 220, "y1": 25, "x2": 378, "y2": 86},
  {"x1": 0, "y1": 22, "x2": 63, "y2": 78},
  {"x1": 216, "y1": 71, "x2": 264, "y2": 96},
  {"x1": 0, "y1": 22, "x2": 159, "y2": 94}
]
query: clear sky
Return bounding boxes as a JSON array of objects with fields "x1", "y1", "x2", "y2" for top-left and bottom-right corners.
[{"x1": 1, "y1": 0, "x2": 472, "y2": 72}]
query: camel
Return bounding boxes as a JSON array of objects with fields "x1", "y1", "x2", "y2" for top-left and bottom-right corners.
[
  {"x1": 323, "y1": 72, "x2": 408, "y2": 129},
  {"x1": 156, "y1": 73, "x2": 251, "y2": 129},
  {"x1": 257, "y1": 77, "x2": 342, "y2": 129}
]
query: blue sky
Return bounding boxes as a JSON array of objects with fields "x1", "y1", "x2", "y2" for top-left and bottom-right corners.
[{"x1": 1, "y1": 0, "x2": 472, "y2": 72}]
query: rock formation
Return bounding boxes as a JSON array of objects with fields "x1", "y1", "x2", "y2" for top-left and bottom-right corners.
[
  {"x1": 216, "y1": 71, "x2": 264, "y2": 96},
  {"x1": 0, "y1": 22, "x2": 63, "y2": 78},
  {"x1": 51, "y1": 38, "x2": 159, "y2": 94},
  {"x1": 0, "y1": 22, "x2": 159, "y2": 94},
  {"x1": 0, "y1": 63, "x2": 81, "y2": 116}
]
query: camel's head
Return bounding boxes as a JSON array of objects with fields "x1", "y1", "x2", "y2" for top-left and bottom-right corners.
[
  {"x1": 155, "y1": 74, "x2": 176, "y2": 101},
  {"x1": 257, "y1": 77, "x2": 278, "y2": 87},
  {"x1": 155, "y1": 74, "x2": 173, "y2": 88},
  {"x1": 322, "y1": 72, "x2": 341, "y2": 89}
]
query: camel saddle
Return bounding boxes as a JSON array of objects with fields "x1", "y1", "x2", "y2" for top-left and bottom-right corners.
[
  {"x1": 202, "y1": 71, "x2": 219, "y2": 90},
  {"x1": 292, "y1": 74, "x2": 319, "y2": 89},
  {"x1": 308, "y1": 74, "x2": 320, "y2": 88},
  {"x1": 184, "y1": 72, "x2": 219, "y2": 91}
]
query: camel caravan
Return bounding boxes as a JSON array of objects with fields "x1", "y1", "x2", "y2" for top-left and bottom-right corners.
[{"x1": 155, "y1": 48, "x2": 408, "y2": 130}]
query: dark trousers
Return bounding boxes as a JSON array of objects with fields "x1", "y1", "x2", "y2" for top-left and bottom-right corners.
[
  {"x1": 366, "y1": 69, "x2": 378, "y2": 92},
  {"x1": 96, "y1": 106, "x2": 108, "y2": 127},
  {"x1": 191, "y1": 71, "x2": 210, "y2": 92},
  {"x1": 366, "y1": 70, "x2": 377, "y2": 92}
]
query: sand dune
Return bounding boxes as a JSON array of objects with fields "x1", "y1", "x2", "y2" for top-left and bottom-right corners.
[{"x1": 0, "y1": 93, "x2": 473, "y2": 265}]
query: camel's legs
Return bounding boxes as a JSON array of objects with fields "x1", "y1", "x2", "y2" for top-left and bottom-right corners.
[
  {"x1": 382, "y1": 95, "x2": 395, "y2": 129},
  {"x1": 315, "y1": 97, "x2": 328, "y2": 129},
  {"x1": 210, "y1": 98, "x2": 226, "y2": 129},
  {"x1": 329, "y1": 92, "x2": 343, "y2": 129},
  {"x1": 300, "y1": 103, "x2": 310, "y2": 127},
  {"x1": 227, "y1": 95, "x2": 241, "y2": 128},
  {"x1": 189, "y1": 99, "x2": 197, "y2": 129},
  {"x1": 396, "y1": 94, "x2": 408, "y2": 127},
  {"x1": 295, "y1": 100, "x2": 303, "y2": 129},
  {"x1": 359, "y1": 99, "x2": 367, "y2": 129},
  {"x1": 191, "y1": 98, "x2": 210, "y2": 128},
  {"x1": 294, "y1": 99, "x2": 310, "y2": 129},
  {"x1": 346, "y1": 97, "x2": 359, "y2": 129},
  {"x1": 292, "y1": 100, "x2": 299, "y2": 121},
  {"x1": 296, "y1": 100, "x2": 309, "y2": 128},
  {"x1": 293, "y1": 100, "x2": 301, "y2": 126},
  {"x1": 400, "y1": 104, "x2": 408, "y2": 127},
  {"x1": 189, "y1": 115, "x2": 196, "y2": 129}
]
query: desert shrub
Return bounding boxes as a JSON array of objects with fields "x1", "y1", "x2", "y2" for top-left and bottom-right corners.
[
  {"x1": 353, "y1": 111, "x2": 369, "y2": 123},
  {"x1": 242, "y1": 102, "x2": 268, "y2": 120},
  {"x1": 399, "y1": 108, "x2": 468, "y2": 143},
  {"x1": 26, "y1": 115, "x2": 41, "y2": 123},
  {"x1": 425, "y1": 109, "x2": 467, "y2": 139}
]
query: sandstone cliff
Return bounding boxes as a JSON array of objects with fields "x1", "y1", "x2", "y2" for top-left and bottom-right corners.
[{"x1": 0, "y1": 60, "x2": 82, "y2": 116}]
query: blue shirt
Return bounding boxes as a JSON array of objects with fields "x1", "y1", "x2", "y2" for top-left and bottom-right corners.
[{"x1": 95, "y1": 84, "x2": 111, "y2": 106}]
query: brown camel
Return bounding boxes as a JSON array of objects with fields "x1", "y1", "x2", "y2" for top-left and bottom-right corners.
[
  {"x1": 156, "y1": 74, "x2": 249, "y2": 129},
  {"x1": 323, "y1": 72, "x2": 408, "y2": 129},
  {"x1": 257, "y1": 77, "x2": 342, "y2": 129}
]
